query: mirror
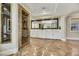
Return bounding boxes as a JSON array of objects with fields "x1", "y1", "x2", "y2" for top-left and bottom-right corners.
[
  {"x1": 31, "y1": 18, "x2": 59, "y2": 29},
  {"x1": 1, "y1": 3, "x2": 11, "y2": 43}
]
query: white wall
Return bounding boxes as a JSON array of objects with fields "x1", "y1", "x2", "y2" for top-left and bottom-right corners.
[
  {"x1": 30, "y1": 3, "x2": 79, "y2": 41},
  {"x1": 31, "y1": 12, "x2": 79, "y2": 41},
  {"x1": 0, "y1": 4, "x2": 18, "y2": 56},
  {"x1": 30, "y1": 16, "x2": 66, "y2": 41}
]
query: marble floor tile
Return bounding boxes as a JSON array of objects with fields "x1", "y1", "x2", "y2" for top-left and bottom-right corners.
[{"x1": 14, "y1": 38, "x2": 79, "y2": 56}]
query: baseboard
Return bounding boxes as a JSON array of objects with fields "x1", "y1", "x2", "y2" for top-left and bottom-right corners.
[
  {"x1": 67, "y1": 37, "x2": 79, "y2": 40},
  {"x1": 61, "y1": 39, "x2": 66, "y2": 42},
  {"x1": 30, "y1": 37, "x2": 62, "y2": 41}
]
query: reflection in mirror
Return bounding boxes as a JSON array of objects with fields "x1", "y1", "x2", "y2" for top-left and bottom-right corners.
[
  {"x1": 1, "y1": 3, "x2": 11, "y2": 43},
  {"x1": 31, "y1": 18, "x2": 59, "y2": 29},
  {"x1": 32, "y1": 21, "x2": 40, "y2": 29},
  {"x1": 42, "y1": 20, "x2": 58, "y2": 29}
]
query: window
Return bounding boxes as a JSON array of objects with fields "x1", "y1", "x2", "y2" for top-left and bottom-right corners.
[{"x1": 70, "y1": 18, "x2": 79, "y2": 32}]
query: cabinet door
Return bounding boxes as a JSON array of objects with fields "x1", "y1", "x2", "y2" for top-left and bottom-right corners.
[{"x1": 1, "y1": 3, "x2": 11, "y2": 43}]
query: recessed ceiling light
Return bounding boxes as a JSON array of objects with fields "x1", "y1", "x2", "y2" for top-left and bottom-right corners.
[
  {"x1": 42, "y1": 11, "x2": 46, "y2": 13},
  {"x1": 42, "y1": 11, "x2": 47, "y2": 14},
  {"x1": 42, "y1": 13, "x2": 47, "y2": 14}
]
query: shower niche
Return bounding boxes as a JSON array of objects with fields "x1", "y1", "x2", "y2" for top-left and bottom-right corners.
[{"x1": 0, "y1": 3, "x2": 11, "y2": 43}]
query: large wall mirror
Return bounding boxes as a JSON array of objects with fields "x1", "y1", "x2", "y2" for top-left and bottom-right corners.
[
  {"x1": 31, "y1": 18, "x2": 59, "y2": 29},
  {"x1": 1, "y1": 3, "x2": 11, "y2": 43}
]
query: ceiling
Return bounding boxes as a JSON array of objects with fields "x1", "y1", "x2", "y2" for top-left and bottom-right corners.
[{"x1": 25, "y1": 3, "x2": 79, "y2": 17}]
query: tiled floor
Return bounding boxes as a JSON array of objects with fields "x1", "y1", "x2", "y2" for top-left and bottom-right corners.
[{"x1": 15, "y1": 38, "x2": 79, "y2": 56}]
